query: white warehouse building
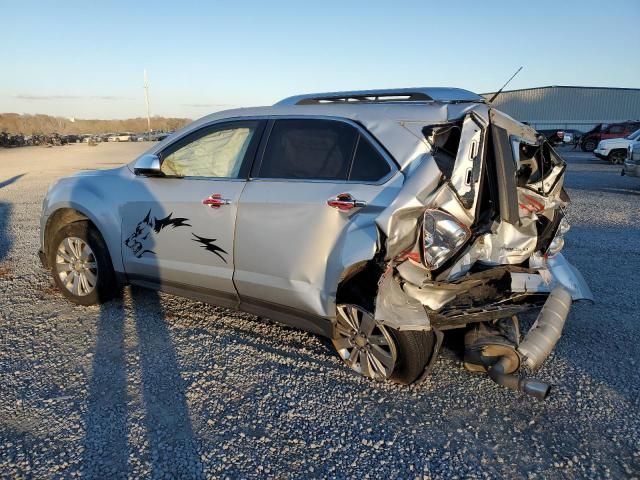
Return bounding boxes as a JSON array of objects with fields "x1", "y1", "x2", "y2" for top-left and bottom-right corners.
[{"x1": 483, "y1": 86, "x2": 640, "y2": 133}]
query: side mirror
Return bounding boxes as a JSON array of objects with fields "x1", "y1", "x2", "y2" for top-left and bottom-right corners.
[{"x1": 133, "y1": 154, "x2": 163, "y2": 176}]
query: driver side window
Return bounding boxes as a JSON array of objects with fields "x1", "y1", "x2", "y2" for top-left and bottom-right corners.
[{"x1": 160, "y1": 121, "x2": 259, "y2": 178}]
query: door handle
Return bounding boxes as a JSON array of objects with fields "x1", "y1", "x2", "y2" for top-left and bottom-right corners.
[
  {"x1": 202, "y1": 193, "x2": 231, "y2": 208},
  {"x1": 327, "y1": 193, "x2": 366, "y2": 211}
]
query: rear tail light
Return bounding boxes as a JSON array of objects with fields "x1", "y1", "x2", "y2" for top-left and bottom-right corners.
[
  {"x1": 547, "y1": 218, "x2": 570, "y2": 256},
  {"x1": 422, "y1": 209, "x2": 471, "y2": 270}
]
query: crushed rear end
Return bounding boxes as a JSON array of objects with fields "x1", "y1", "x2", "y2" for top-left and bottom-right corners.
[{"x1": 374, "y1": 105, "x2": 592, "y2": 399}]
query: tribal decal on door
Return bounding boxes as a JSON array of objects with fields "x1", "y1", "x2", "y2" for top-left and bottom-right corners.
[
  {"x1": 191, "y1": 234, "x2": 228, "y2": 263},
  {"x1": 124, "y1": 210, "x2": 191, "y2": 258},
  {"x1": 124, "y1": 210, "x2": 229, "y2": 263}
]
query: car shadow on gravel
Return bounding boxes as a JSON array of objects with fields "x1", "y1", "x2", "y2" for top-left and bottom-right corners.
[
  {"x1": 0, "y1": 173, "x2": 25, "y2": 190},
  {"x1": 0, "y1": 202, "x2": 12, "y2": 268},
  {"x1": 0, "y1": 174, "x2": 24, "y2": 267},
  {"x1": 82, "y1": 300, "x2": 129, "y2": 477},
  {"x1": 81, "y1": 289, "x2": 201, "y2": 478}
]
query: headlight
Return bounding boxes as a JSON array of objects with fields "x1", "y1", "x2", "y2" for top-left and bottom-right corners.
[
  {"x1": 422, "y1": 209, "x2": 471, "y2": 270},
  {"x1": 547, "y1": 218, "x2": 570, "y2": 256}
]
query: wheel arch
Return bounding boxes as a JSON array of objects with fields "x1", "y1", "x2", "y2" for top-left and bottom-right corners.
[{"x1": 42, "y1": 202, "x2": 122, "y2": 274}]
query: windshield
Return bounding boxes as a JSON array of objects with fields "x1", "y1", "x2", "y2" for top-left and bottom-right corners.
[{"x1": 626, "y1": 129, "x2": 640, "y2": 140}]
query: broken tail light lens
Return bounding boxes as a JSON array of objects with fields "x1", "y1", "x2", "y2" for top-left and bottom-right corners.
[
  {"x1": 422, "y1": 209, "x2": 471, "y2": 270},
  {"x1": 547, "y1": 218, "x2": 570, "y2": 256}
]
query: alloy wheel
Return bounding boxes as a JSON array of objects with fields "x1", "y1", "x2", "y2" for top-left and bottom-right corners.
[
  {"x1": 55, "y1": 237, "x2": 98, "y2": 296},
  {"x1": 333, "y1": 304, "x2": 398, "y2": 380}
]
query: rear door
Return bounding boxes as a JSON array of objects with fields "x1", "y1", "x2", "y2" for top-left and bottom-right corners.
[
  {"x1": 121, "y1": 120, "x2": 264, "y2": 304},
  {"x1": 233, "y1": 118, "x2": 399, "y2": 317}
]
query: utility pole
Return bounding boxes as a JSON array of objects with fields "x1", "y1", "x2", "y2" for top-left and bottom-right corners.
[{"x1": 144, "y1": 69, "x2": 151, "y2": 134}]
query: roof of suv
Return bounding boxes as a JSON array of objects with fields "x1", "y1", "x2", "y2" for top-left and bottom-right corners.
[
  {"x1": 146, "y1": 88, "x2": 488, "y2": 171},
  {"x1": 275, "y1": 87, "x2": 485, "y2": 105},
  {"x1": 186, "y1": 88, "x2": 485, "y2": 131}
]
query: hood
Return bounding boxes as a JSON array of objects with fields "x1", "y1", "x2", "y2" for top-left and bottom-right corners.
[{"x1": 599, "y1": 137, "x2": 633, "y2": 147}]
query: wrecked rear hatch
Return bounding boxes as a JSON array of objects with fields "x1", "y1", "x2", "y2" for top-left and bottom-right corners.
[
  {"x1": 371, "y1": 104, "x2": 592, "y2": 397},
  {"x1": 373, "y1": 104, "x2": 591, "y2": 340}
]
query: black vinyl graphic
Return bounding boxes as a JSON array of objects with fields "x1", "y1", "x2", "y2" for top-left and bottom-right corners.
[
  {"x1": 125, "y1": 210, "x2": 191, "y2": 258},
  {"x1": 191, "y1": 233, "x2": 228, "y2": 263}
]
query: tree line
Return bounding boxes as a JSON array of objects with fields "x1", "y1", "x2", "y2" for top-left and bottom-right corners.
[{"x1": 0, "y1": 113, "x2": 192, "y2": 135}]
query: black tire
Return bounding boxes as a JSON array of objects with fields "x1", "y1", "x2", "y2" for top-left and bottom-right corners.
[
  {"x1": 609, "y1": 149, "x2": 626, "y2": 165},
  {"x1": 48, "y1": 221, "x2": 118, "y2": 306},
  {"x1": 582, "y1": 138, "x2": 597, "y2": 152},
  {"x1": 389, "y1": 327, "x2": 435, "y2": 384},
  {"x1": 336, "y1": 284, "x2": 435, "y2": 385}
]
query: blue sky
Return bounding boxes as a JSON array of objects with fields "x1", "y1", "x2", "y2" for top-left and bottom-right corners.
[{"x1": 2, "y1": 0, "x2": 639, "y2": 119}]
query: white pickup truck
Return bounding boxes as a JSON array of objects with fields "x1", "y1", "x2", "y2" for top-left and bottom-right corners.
[{"x1": 594, "y1": 129, "x2": 640, "y2": 164}]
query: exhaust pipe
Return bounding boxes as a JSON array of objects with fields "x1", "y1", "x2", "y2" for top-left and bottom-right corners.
[
  {"x1": 464, "y1": 287, "x2": 572, "y2": 399},
  {"x1": 487, "y1": 357, "x2": 551, "y2": 401},
  {"x1": 518, "y1": 286, "x2": 572, "y2": 369}
]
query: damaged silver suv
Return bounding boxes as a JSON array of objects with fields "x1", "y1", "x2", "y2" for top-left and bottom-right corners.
[{"x1": 39, "y1": 88, "x2": 592, "y2": 399}]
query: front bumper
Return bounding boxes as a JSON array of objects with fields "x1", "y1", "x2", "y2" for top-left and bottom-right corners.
[{"x1": 594, "y1": 149, "x2": 608, "y2": 159}]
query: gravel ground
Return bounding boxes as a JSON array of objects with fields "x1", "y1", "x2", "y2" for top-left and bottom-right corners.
[{"x1": 0, "y1": 143, "x2": 638, "y2": 479}]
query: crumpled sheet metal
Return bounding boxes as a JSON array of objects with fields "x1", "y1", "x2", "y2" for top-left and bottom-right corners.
[
  {"x1": 374, "y1": 269, "x2": 432, "y2": 331},
  {"x1": 375, "y1": 105, "x2": 491, "y2": 261},
  {"x1": 373, "y1": 105, "x2": 573, "y2": 329},
  {"x1": 374, "y1": 155, "x2": 443, "y2": 259},
  {"x1": 530, "y1": 252, "x2": 594, "y2": 302},
  {"x1": 489, "y1": 108, "x2": 539, "y2": 144}
]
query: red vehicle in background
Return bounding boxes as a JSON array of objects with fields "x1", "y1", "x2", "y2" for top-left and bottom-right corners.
[{"x1": 581, "y1": 121, "x2": 640, "y2": 152}]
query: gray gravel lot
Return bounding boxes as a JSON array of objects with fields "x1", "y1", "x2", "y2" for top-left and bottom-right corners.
[{"x1": 0, "y1": 143, "x2": 639, "y2": 479}]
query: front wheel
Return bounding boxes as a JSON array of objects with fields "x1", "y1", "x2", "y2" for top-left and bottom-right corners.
[
  {"x1": 333, "y1": 303, "x2": 435, "y2": 384},
  {"x1": 49, "y1": 221, "x2": 118, "y2": 306},
  {"x1": 609, "y1": 149, "x2": 626, "y2": 164}
]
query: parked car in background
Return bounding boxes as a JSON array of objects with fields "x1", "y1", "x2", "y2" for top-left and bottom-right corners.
[
  {"x1": 39, "y1": 87, "x2": 591, "y2": 400},
  {"x1": 594, "y1": 128, "x2": 640, "y2": 164},
  {"x1": 581, "y1": 121, "x2": 640, "y2": 152},
  {"x1": 109, "y1": 132, "x2": 136, "y2": 142},
  {"x1": 622, "y1": 141, "x2": 640, "y2": 178},
  {"x1": 155, "y1": 131, "x2": 172, "y2": 141},
  {"x1": 63, "y1": 134, "x2": 81, "y2": 144},
  {"x1": 537, "y1": 129, "x2": 564, "y2": 144}
]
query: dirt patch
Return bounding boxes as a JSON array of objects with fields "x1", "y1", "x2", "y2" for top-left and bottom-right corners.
[
  {"x1": 0, "y1": 264, "x2": 13, "y2": 279},
  {"x1": 39, "y1": 282, "x2": 59, "y2": 298}
]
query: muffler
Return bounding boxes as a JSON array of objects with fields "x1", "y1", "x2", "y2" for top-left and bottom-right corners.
[
  {"x1": 518, "y1": 286, "x2": 572, "y2": 369},
  {"x1": 464, "y1": 286, "x2": 572, "y2": 400}
]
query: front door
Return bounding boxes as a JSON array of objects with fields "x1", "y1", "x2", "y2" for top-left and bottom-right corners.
[{"x1": 121, "y1": 120, "x2": 264, "y2": 303}]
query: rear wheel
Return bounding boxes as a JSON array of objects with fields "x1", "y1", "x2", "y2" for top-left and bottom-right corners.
[
  {"x1": 333, "y1": 302, "x2": 435, "y2": 384},
  {"x1": 49, "y1": 221, "x2": 118, "y2": 306},
  {"x1": 582, "y1": 138, "x2": 597, "y2": 152}
]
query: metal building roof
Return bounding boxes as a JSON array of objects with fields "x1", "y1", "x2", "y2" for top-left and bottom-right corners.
[{"x1": 483, "y1": 86, "x2": 640, "y2": 128}]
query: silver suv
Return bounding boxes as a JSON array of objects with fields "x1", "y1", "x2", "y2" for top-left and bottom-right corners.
[{"x1": 39, "y1": 88, "x2": 592, "y2": 398}]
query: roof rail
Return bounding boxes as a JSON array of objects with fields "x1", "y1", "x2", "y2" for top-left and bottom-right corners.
[{"x1": 275, "y1": 87, "x2": 484, "y2": 106}]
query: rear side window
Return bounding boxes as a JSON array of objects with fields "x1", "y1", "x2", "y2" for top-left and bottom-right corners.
[
  {"x1": 349, "y1": 136, "x2": 391, "y2": 181},
  {"x1": 257, "y1": 119, "x2": 357, "y2": 180}
]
